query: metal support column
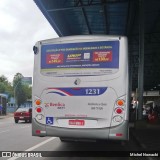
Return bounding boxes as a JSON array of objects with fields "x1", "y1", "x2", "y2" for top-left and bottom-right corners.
[
  {"x1": 129, "y1": 54, "x2": 133, "y2": 106},
  {"x1": 138, "y1": 0, "x2": 144, "y2": 120}
]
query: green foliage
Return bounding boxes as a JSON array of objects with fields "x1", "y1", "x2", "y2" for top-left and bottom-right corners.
[
  {"x1": 13, "y1": 73, "x2": 32, "y2": 107},
  {"x1": 0, "y1": 74, "x2": 32, "y2": 107},
  {"x1": 0, "y1": 82, "x2": 5, "y2": 93},
  {"x1": 23, "y1": 85, "x2": 32, "y2": 99},
  {"x1": 0, "y1": 75, "x2": 13, "y2": 98}
]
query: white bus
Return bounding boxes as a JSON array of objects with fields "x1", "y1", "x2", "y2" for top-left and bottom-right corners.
[{"x1": 32, "y1": 35, "x2": 129, "y2": 141}]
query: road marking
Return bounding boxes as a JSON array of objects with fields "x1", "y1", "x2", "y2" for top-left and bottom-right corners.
[
  {"x1": 8, "y1": 137, "x2": 56, "y2": 160},
  {"x1": 26, "y1": 137, "x2": 56, "y2": 151},
  {"x1": 0, "y1": 130, "x2": 9, "y2": 134}
]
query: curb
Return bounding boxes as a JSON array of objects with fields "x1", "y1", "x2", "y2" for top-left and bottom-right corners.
[{"x1": 0, "y1": 113, "x2": 14, "y2": 119}]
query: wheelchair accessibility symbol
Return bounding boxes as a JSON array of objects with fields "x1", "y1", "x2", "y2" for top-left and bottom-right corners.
[{"x1": 46, "y1": 117, "x2": 54, "y2": 125}]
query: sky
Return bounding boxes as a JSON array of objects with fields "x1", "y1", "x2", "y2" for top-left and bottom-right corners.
[{"x1": 0, "y1": 0, "x2": 58, "y2": 82}]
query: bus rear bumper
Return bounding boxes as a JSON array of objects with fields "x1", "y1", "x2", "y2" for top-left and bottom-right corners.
[
  {"x1": 109, "y1": 120, "x2": 129, "y2": 140},
  {"x1": 32, "y1": 118, "x2": 129, "y2": 140}
]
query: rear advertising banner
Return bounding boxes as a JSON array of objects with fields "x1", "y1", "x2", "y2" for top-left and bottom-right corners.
[{"x1": 41, "y1": 41, "x2": 119, "y2": 76}]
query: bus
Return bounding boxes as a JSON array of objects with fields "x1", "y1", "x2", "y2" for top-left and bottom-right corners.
[{"x1": 32, "y1": 35, "x2": 129, "y2": 141}]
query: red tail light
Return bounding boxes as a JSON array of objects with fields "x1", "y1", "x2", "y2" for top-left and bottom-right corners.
[
  {"x1": 115, "y1": 108, "x2": 123, "y2": 114},
  {"x1": 36, "y1": 107, "x2": 42, "y2": 113}
]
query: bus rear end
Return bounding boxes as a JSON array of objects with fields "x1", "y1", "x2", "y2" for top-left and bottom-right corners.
[{"x1": 32, "y1": 35, "x2": 129, "y2": 141}]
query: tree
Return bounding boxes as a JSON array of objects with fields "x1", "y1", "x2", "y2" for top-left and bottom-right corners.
[
  {"x1": 13, "y1": 73, "x2": 29, "y2": 107},
  {"x1": 0, "y1": 75, "x2": 13, "y2": 98},
  {"x1": 0, "y1": 82, "x2": 5, "y2": 93},
  {"x1": 0, "y1": 75, "x2": 8, "y2": 84},
  {"x1": 23, "y1": 85, "x2": 32, "y2": 100}
]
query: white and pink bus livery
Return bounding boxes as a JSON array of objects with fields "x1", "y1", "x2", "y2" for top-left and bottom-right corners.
[{"x1": 32, "y1": 35, "x2": 129, "y2": 141}]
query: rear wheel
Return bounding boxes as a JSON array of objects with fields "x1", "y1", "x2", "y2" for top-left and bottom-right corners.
[
  {"x1": 60, "y1": 137, "x2": 73, "y2": 142},
  {"x1": 15, "y1": 119, "x2": 18, "y2": 123},
  {"x1": 25, "y1": 120, "x2": 28, "y2": 123}
]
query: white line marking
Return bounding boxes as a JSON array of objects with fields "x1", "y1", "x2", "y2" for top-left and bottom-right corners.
[
  {"x1": 8, "y1": 137, "x2": 56, "y2": 160},
  {"x1": 0, "y1": 130, "x2": 9, "y2": 134},
  {"x1": 26, "y1": 137, "x2": 56, "y2": 151}
]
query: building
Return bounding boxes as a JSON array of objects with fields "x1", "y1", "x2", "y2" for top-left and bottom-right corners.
[
  {"x1": 7, "y1": 98, "x2": 32, "y2": 113},
  {"x1": 7, "y1": 97, "x2": 16, "y2": 113},
  {"x1": 0, "y1": 93, "x2": 7, "y2": 115}
]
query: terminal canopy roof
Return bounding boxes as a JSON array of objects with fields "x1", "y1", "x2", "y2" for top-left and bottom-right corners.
[{"x1": 34, "y1": 0, "x2": 160, "y2": 91}]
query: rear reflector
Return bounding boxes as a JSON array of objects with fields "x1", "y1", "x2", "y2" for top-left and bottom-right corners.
[
  {"x1": 116, "y1": 133, "x2": 123, "y2": 137},
  {"x1": 36, "y1": 130, "x2": 41, "y2": 134},
  {"x1": 36, "y1": 130, "x2": 46, "y2": 134},
  {"x1": 109, "y1": 133, "x2": 123, "y2": 137}
]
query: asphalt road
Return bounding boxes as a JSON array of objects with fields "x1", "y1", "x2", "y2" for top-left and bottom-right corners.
[{"x1": 0, "y1": 116, "x2": 142, "y2": 160}]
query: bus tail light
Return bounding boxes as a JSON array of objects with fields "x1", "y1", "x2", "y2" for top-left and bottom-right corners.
[
  {"x1": 113, "y1": 116, "x2": 123, "y2": 122},
  {"x1": 36, "y1": 114, "x2": 43, "y2": 120},
  {"x1": 35, "y1": 99, "x2": 41, "y2": 105},
  {"x1": 115, "y1": 108, "x2": 123, "y2": 114},
  {"x1": 111, "y1": 96, "x2": 126, "y2": 127},
  {"x1": 116, "y1": 99, "x2": 124, "y2": 106},
  {"x1": 36, "y1": 107, "x2": 42, "y2": 113}
]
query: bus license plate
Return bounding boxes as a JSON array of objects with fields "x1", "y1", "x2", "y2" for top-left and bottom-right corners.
[{"x1": 69, "y1": 120, "x2": 85, "y2": 126}]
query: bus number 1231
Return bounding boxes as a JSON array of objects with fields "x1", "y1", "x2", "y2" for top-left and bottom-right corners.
[{"x1": 85, "y1": 89, "x2": 100, "y2": 95}]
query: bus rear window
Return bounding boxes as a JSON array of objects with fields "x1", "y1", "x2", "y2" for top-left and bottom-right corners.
[{"x1": 41, "y1": 41, "x2": 119, "y2": 76}]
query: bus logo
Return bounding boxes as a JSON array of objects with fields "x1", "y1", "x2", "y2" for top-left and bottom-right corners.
[
  {"x1": 44, "y1": 102, "x2": 65, "y2": 107},
  {"x1": 74, "y1": 78, "x2": 81, "y2": 85}
]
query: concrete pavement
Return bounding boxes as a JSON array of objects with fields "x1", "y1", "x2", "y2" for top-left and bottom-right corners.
[{"x1": 130, "y1": 122, "x2": 160, "y2": 152}]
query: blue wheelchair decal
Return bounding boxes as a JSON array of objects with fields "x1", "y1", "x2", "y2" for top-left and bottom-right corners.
[{"x1": 46, "y1": 117, "x2": 54, "y2": 125}]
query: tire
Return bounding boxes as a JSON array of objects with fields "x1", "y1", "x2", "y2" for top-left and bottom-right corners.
[
  {"x1": 15, "y1": 119, "x2": 18, "y2": 123},
  {"x1": 60, "y1": 138, "x2": 66, "y2": 142},
  {"x1": 60, "y1": 138, "x2": 77, "y2": 142},
  {"x1": 60, "y1": 138, "x2": 70, "y2": 142},
  {"x1": 25, "y1": 120, "x2": 28, "y2": 123}
]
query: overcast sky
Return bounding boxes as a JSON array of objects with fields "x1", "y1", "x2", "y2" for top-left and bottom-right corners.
[{"x1": 0, "y1": 0, "x2": 58, "y2": 82}]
